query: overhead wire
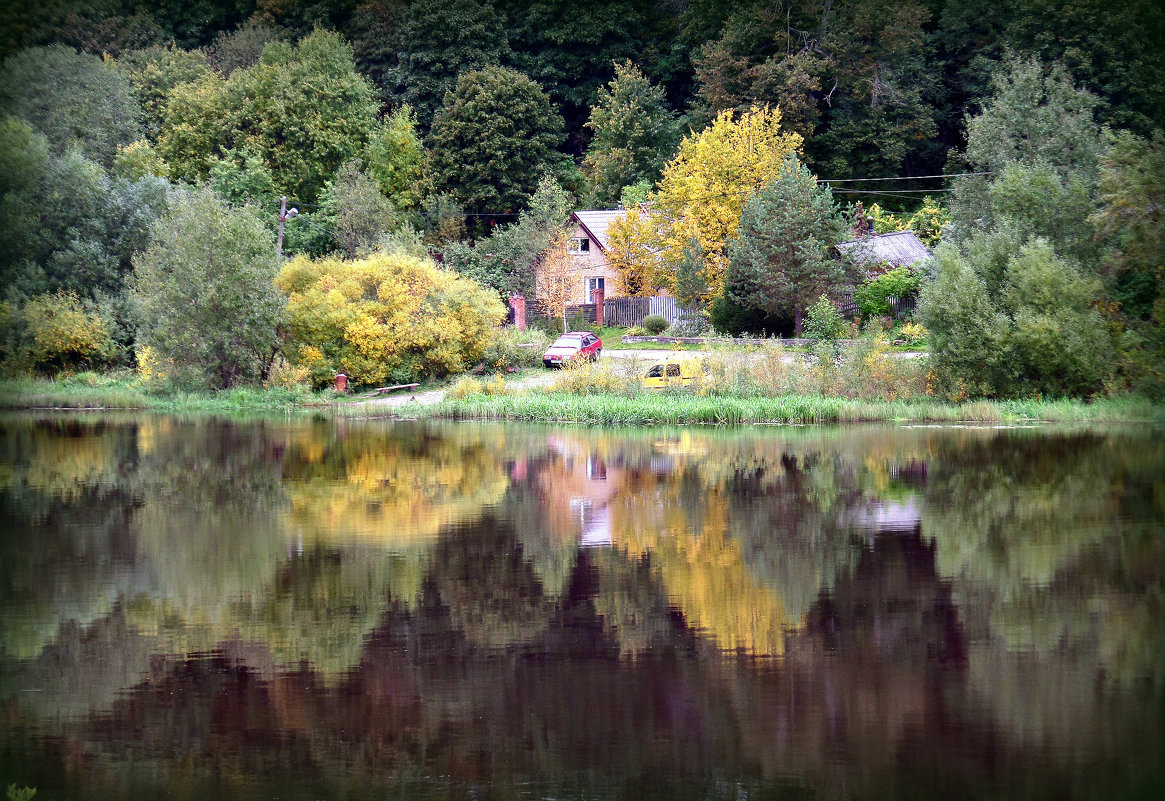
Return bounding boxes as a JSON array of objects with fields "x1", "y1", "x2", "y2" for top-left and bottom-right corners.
[{"x1": 269, "y1": 170, "x2": 986, "y2": 222}]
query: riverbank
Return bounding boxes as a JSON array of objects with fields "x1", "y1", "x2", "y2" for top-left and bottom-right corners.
[
  {"x1": 3, "y1": 373, "x2": 1160, "y2": 426},
  {"x1": 389, "y1": 391, "x2": 1162, "y2": 426},
  {"x1": 0, "y1": 372, "x2": 330, "y2": 414}
]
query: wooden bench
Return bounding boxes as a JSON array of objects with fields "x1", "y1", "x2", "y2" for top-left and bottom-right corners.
[{"x1": 365, "y1": 383, "x2": 419, "y2": 396}]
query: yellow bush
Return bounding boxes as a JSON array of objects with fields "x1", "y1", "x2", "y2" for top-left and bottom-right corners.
[
  {"x1": 483, "y1": 373, "x2": 508, "y2": 396},
  {"x1": 264, "y1": 355, "x2": 312, "y2": 388},
  {"x1": 898, "y1": 322, "x2": 928, "y2": 345},
  {"x1": 552, "y1": 360, "x2": 630, "y2": 395},
  {"x1": 23, "y1": 292, "x2": 114, "y2": 374},
  {"x1": 276, "y1": 251, "x2": 507, "y2": 389},
  {"x1": 135, "y1": 344, "x2": 170, "y2": 383},
  {"x1": 447, "y1": 376, "x2": 484, "y2": 400}
]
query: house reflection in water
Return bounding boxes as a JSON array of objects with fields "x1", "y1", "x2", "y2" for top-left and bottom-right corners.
[{"x1": 542, "y1": 436, "x2": 616, "y2": 548}]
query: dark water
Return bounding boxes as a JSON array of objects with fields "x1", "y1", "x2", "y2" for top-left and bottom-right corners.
[{"x1": 0, "y1": 414, "x2": 1162, "y2": 800}]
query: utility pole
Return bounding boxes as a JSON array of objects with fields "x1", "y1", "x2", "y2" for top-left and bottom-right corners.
[{"x1": 276, "y1": 196, "x2": 298, "y2": 262}]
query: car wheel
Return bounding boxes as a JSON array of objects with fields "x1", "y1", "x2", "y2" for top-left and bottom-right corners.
[{"x1": 594, "y1": 348, "x2": 602, "y2": 361}]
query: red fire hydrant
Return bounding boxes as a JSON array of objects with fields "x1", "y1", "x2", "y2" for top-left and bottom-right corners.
[{"x1": 334, "y1": 373, "x2": 348, "y2": 393}]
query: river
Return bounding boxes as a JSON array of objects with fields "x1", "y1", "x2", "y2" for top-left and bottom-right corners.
[{"x1": 1, "y1": 414, "x2": 1162, "y2": 800}]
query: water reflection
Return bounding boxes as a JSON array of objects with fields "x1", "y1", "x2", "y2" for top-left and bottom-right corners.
[{"x1": 0, "y1": 415, "x2": 1162, "y2": 799}]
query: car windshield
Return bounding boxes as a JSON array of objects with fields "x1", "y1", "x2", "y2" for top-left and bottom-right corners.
[{"x1": 551, "y1": 335, "x2": 583, "y2": 347}]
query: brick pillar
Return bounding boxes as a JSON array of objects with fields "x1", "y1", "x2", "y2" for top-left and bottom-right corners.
[
  {"x1": 509, "y1": 294, "x2": 527, "y2": 331},
  {"x1": 594, "y1": 287, "x2": 605, "y2": 326}
]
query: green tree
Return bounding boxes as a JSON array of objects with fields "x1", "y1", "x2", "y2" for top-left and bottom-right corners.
[
  {"x1": 723, "y1": 157, "x2": 847, "y2": 336},
  {"x1": 853, "y1": 265, "x2": 924, "y2": 322},
  {"x1": 807, "y1": 0, "x2": 941, "y2": 181},
  {"x1": 208, "y1": 147, "x2": 279, "y2": 208},
  {"x1": 950, "y1": 54, "x2": 1105, "y2": 244},
  {"x1": 582, "y1": 60, "x2": 680, "y2": 206},
  {"x1": 386, "y1": 0, "x2": 510, "y2": 127},
  {"x1": 1093, "y1": 130, "x2": 1165, "y2": 321},
  {"x1": 503, "y1": 0, "x2": 651, "y2": 142},
  {"x1": 965, "y1": 55, "x2": 1104, "y2": 181},
  {"x1": 130, "y1": 188, "x2": 285, "y2": 389},
  {"x1": 0, "y1": 121, "x2": 169, "y2": 304},
  {"x1": 0, "y1": 44, "x2": 142, "y2": 168},
  {"x1": 920, "y1": 236, "x2": 1114, "y2": 399},
  {"x1": 1000, "y1": 240, "x2": 1115, "y2": 397},
  {"x1": 157, "y1": 29, "x2": 380, "y2": 204},
  {"x1": 426, "y1": 65, "x2": 563, "y2": 220},
  {"x1": 116, "y1": 45, "x2": 212, "y2": 140},
  {"x1": 441, "y1": 174, "x2": 573, "y2": 297},
  {"x1": 317, "y1": 160, "x2": 396, "y2": 260},
  {"x1": 363, "y1": 105, "x2": 424, "y2": 210},
  {"x1": 1002, "y1": 0, "x2": 1165, "y2": 137},
  {"x1": 691, "y1": 1, "x2": 940, "y2": 180},
  {"x1": 653, "y1": 105, "x2": 802, "y2": 298}
]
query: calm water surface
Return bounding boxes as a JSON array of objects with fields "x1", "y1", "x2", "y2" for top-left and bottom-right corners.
[{"x1": 0, "y1": 414, "x2": 1162, "y2": 800}]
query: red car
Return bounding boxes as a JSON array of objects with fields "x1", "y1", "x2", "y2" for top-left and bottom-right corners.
[{"x1": 542, "y1": 332, "x2": 602, "y2": 367}]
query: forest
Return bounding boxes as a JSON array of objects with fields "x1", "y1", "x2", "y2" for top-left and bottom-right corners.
[{"x1": 0, "y1": 0, "x2": 1162, "y2": 399}]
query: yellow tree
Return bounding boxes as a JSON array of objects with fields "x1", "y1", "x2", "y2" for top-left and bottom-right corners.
[
  {"x1": 535, "y1": 232, "x2": 575, "y2": 331},
  {"x1": 655, "y1": 105, "x2": 802, "y2": 298},
  {"x1": 604, "y1": 205, "x2": 666, "y2": 296}
]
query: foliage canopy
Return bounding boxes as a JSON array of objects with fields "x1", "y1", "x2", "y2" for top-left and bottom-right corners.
[{"x1": 276, "y1": 250, "x2": 507, "y2": 387}]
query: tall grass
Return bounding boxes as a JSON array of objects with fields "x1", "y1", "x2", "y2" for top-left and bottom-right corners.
[
  {"x1": 0, "y1": 372, "x2": 328, "y2": 414},
  {"x1": 426, "y1": 342, "x2": 1164, "y2": 426},
  {"x1": 434, "y1": 391, "x2": 1159, "y2": 426}
]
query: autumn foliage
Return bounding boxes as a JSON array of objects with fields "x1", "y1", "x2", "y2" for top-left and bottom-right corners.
[{"x1": 276, "y1": 251, "x2": 506, "y2": 388}]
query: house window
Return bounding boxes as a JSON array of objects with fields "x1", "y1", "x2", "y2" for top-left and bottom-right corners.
[
  {"x1": 586, "y1": 276, "x2": 605, "y2": 303},
  {"x1": 568, "y1": 237, "x2": 590, "y2": 254}
]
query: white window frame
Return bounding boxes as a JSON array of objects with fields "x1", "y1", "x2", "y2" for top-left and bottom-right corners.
[
  {"x1": 586, "y1": 276, "x2": 605, "y2": 303},
  {"x1": 568, "y1": 237, "x2": 590, "y2": 254}
]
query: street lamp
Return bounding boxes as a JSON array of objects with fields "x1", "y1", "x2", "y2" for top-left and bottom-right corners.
[{"x1": 277, "y1": 195, "x2": 298, "y2": 262}]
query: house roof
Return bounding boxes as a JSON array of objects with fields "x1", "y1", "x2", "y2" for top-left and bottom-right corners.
[
  {"x1": 835, "y1": 230, "x2": 931, "y2": 269},
  {"x1": 570, "y1": 209, "x2": 626, "y2": 252}
]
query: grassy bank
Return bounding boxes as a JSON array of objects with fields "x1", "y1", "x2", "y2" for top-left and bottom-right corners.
[
  {"x1": 421, "y1": 391, "x2": 1161, "y2": 426},
  {"x1": 0, "y1": 372, "x2": 333, "y2": 414},
  {"x1": 4, "y1": 369, "x2": 1160, "y2": 426}
]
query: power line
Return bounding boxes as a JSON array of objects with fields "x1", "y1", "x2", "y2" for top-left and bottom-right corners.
[
  {"x1": 821, "y1": 171, "x2": 991, "y2": 183},
  {"x1": 269, "y1": 170, "x2": 979, "y2": 222}
]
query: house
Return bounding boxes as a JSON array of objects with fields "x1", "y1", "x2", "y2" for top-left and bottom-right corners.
[
  {"x1": 835, "y1": 230, "x2": 931, "y2": 276},
  {"x1": 562, "y1": 209, "x2": 628, "y2": 304}
]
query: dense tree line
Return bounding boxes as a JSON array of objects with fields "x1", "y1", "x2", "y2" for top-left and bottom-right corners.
[{"x1": 0, "y1": 0, "x2": 1161, "y2": 397}]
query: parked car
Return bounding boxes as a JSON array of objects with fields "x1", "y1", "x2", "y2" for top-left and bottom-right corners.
[
  {"x1": 542, "y1": 332, "x2": 602, "y2": 367},
  {"x1": 642, "y1": 356, "x2": 706, "y2": 389}
]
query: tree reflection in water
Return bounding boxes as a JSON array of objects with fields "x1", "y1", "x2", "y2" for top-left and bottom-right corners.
[{"x1": 0, "y1": 417, "x2": 1161, "y2": 800}]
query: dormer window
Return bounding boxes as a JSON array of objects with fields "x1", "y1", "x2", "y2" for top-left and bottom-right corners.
[{"x1": 568, "y1": 237, "x2": 590, "y2": 254}]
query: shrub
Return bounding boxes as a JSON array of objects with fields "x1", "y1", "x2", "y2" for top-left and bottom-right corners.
[
  {"x1": 803, "y1": 295, "x2": 848, "y2": 341},
  {"x1": 897, "y1": 322, "x2": 928, "y2": 345},
  {"x1": 482, "y1": 326, "x2": 550, "y2": 371},
  {"x1": 920, "y1": 238, "x2": 1114, "y2": 399},
  {"x1": 642, "y1": 314, "x2": 670, "y2": 335},
  {"x1": 828, "y1": 333, "x2": 930, "y2": 401},
  {"x1": 853, "y1": 265, "x2": 923, "y2": 322},
  {"x1": 552, "y1": 359, "x2": 636, "y2": 395},
  {"x1": 17, "y1": 292, "x2": 116, "y2": 375},
  {"x1": 447, "y1": 376, "x2": 483, "y2": 399},
  {"x1": 277, "y1": 251, "x2": 506, "y2": 388}
]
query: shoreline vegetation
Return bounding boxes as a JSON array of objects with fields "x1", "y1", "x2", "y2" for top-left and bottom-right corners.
[
  {"x1": 1, "y1": 369, "x2": 1160, "y2": 427},
  {"x1": 422, "y1": 393, "x2": 1161, "y2": 426}
]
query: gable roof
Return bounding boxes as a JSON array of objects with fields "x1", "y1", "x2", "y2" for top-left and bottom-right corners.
[
  {"x1": 570, "y1": 210, "x2": 626, "y2": 252},
  {"x1": 835, "y1": 230, "x2": 931, "y2": 269}
]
